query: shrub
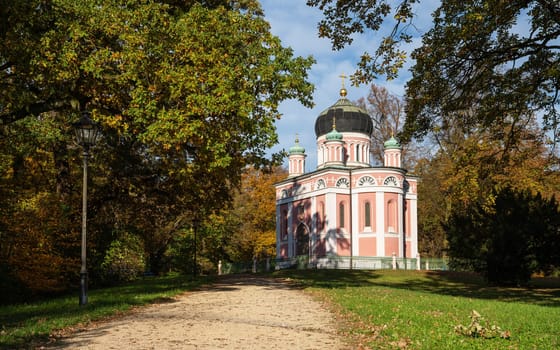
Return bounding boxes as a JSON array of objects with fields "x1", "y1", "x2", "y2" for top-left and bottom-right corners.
[{"x1": 100, "y1": 233, "x2": 145, "y2": 283}]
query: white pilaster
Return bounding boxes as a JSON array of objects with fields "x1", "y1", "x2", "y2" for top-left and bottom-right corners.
[
  {"x1": 351, "y1": 181, "x2": 359, "y2": 257},
  {"x1": 409, "y1": 196, "x2": 418, "y2": 258},
  {"x1": 398, "y1": 193, "x2": 404, "y2": 257},
  {"x1": 376, "y1": 191, "x2": 385, "y2": 256}
]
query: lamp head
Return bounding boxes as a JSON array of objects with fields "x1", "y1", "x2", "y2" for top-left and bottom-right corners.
[{"x1": 73, "y1": 111, "x2": 100, "y2": 148}]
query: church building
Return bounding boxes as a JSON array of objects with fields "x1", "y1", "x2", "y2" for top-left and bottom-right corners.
[{"x1": 275, "y1": 83, "x2": 418, "y2": 269}]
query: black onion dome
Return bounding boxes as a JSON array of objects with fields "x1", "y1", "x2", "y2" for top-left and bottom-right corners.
[{"x1": 314, "y1": 94, "x2": 374, "y2": 138}]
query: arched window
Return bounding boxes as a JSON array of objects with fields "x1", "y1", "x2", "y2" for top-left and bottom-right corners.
[
  {"x1": 384, "y1": 176, "x2": 399, "y2": 186},
  {"x1": 356, "y1": 144, "x2": 360, "y2": 162},
  {"x1": 336, "y1": 177, "x2": 349, "y2": 188},
  {"x1": 358, "y1": 176, "x2": 375, "y2": 186},
  {"x1": 364, "y1": 202, "x2": 371, "y2": 227},
  {"x1": 339, "y1": 202, "x2": 345, "y2": 228},
  {"x1": 387, "y1": 199, "x2": 396, "y2": 232}
]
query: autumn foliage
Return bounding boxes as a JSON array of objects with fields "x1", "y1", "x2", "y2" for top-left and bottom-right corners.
[{"x1": 0, "y1": 0, "x2": 312, "y2": 299}]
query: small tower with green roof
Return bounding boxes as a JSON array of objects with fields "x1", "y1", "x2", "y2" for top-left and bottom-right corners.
[
  {"x1": 383, "y1": 135, "x2": 402, "y2": 167},
  {"x1": 288, "y1": 135, "x2": 306, "y2": 178}
]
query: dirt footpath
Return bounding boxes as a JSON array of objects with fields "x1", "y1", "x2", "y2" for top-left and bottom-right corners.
[{"x1": 48, "y1": 275, "x2": 348, "y2": 349}]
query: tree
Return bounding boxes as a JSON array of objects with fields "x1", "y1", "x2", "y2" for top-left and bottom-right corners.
[
  {"x1": 356, "y1": 84, "x2": 420, "y2": 168},
  {"x1": 0, "y1": 0, "x2": 314, "y2": 293},
  {"x1": 0, "y1": 115, "x2": 81, "y2": 295},
  {"x1": 446, "y1": 187, "x2": 560, "y2": 285},
  {"x1": 309, "y1": 0, "x2": 560, "y2": 274},
  {"x1": 414, "y1": 157, "x2": 449, "y2": 257},
  {"x1": 226, "y1": 167, "x2": 287, "y2": 262},
  {"x1": 412, "y1": 115, "x2": 560, "y2": 259},
  {"x1": 162, "y1": 166, "x2": 286, "y2": 274},
  {"x1": 1, "y1": 0, "x2": 314, "y2": 188},
  {"x1": 306, "y1": 0, "x2": 419, "y2": 82},
  {"x1": 404, "y1": 1, "x2": 560, "y2": 145},
  {"x1": 307, "y1": 1, "x2": 560, "y2": 145}
]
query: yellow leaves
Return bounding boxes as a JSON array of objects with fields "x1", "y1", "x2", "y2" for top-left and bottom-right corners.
[
  {"x1": 455, "y1": 310, "x2": 511, "y2": 339},
  {"x1": 101, "y1": 113, "x2": 130, "y2": 136},
  {"x1": 63, "y1": 50, "x2": 78, "y2": 65},
  {"x1": 111, "y1": 52, "x2": 122, "y2": 60},
  {"x1": 5, "y1": 192, "x2": 80, "y2": 293},
  {"x1": 394, "y1": 13, "x2": 406, "y2": 22},
  {"x1": 226, "y1": 167, "x2": 287, "y2": 260},
  {"x1": 466, "y1": 12, "x2": 484, "y2": 23},
  {"x1": 480, "y1": 193, "x2": 496, "y2": 215},
  {"x1": 15, "y1": 149, "x2": 53, "y2": 185},
  {"x1": 253, "y1": 229, "x2": 276, "y2": 258},
  {"x1": 105, "y1": 113, "x2": 123, "y2": 128},
  {"x1": 17, "y1": 192, "x2": 45, "y2": 211}
]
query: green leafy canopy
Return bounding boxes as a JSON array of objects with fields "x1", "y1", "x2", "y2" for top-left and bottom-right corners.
[{"x1": 0, "y1": 0, "x2": 315, "y2": 291}]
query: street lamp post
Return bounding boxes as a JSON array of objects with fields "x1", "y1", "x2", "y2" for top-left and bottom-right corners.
[{"x1": 73, "y1": 111, "x2": 100, "y2": 306}]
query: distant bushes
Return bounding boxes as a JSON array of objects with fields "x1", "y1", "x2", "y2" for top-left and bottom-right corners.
[{"x1": 100, "y1": 233, "x2": 145, "y2": 283}]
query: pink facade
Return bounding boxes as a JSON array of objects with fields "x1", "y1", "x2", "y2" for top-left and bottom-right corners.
[
  {"x1": 359, "y1": 237, "x2": 376, "y2": 256},
  {"x1": 276, "y1": 88, "x2": 418, "y2": 265}
]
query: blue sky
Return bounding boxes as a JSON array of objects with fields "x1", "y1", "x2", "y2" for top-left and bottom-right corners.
[{"x1": 261, "y1": 0, "x2": 439, "y2": 170}]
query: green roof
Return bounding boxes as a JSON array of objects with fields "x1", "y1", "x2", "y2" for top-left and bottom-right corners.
[
  {"x1": 289, "y1": 138, "x2": 305, "y2": 155},
  {"x1": 326, "y1": 127, "x2": 343, "y2": 141},
  {"x1": 384, "y1": 136, "x2": 401, "y2": 149}
]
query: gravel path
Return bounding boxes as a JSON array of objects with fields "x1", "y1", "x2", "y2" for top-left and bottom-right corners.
[{"x1": 47, "y1": 275, "x2": 348, "y2": 349}]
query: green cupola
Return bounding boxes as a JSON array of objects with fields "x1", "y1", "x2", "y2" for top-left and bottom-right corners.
[
  {"x1": 289, "y1": 136, "x2": 305, "y2": 155},
  {"x1": 384, "y1": 136, "x2": 401, "y2": 149},
  {"x1": 325, "y1": 117, "x2": 343, "y2": 141}
]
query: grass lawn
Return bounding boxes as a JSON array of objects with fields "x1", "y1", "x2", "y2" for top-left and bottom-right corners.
[
  {"x1": 275, "y1": 269, "x2": 560, "y2": 350},
  {"x1": 0, "y1": 274, "x2": 210, "y2": 349}
]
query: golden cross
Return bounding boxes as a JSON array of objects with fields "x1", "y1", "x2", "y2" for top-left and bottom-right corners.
[{"x1": 339, "y1": 73, "x2": 347, "y2": 89}]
